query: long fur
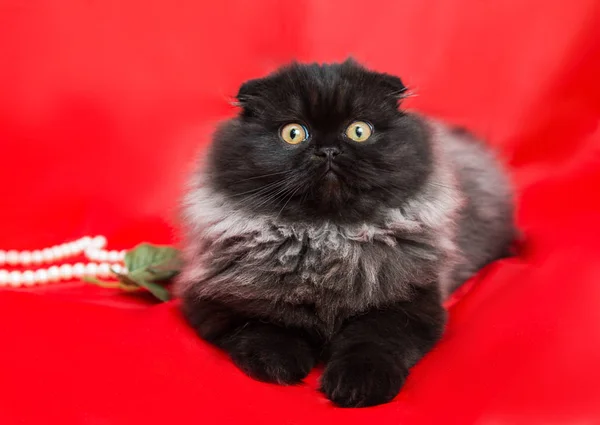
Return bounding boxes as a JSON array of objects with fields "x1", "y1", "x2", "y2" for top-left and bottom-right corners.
[{"x1": 176, "y1": 60, "x2": 515, "y2": 407}]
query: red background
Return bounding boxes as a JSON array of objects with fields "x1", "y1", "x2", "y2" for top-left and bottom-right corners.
[{"x1": 1, "y1": 0, "x2": 600, "y2": 424}]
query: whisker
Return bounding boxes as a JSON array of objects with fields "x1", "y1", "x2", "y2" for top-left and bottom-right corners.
[
  {"x1": 230, "y1": 174, "x2": 297, "y2": 198},
  {"x1": 276, "y1": 183, "x2": 304, "y2": 219},
  {"x1": 427, "y1": 181, "x2": 454, "y2": 190},
  {"x1": 250, "y1": 183, "x2": 295, "y2": 210},
  {"x1": 233, "y1": 170, "x2": 291, "y2": 184},
  {"x1": 236, "y1": 184, "x2": 288, "y2": 209},
  {"x1": 240, "y1": 176, "x2": 301, "y2": 211}
]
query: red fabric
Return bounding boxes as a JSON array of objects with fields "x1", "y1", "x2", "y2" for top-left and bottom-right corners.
[{"x1": 1, "y1": 0, "x2": 600, "y2": 423}]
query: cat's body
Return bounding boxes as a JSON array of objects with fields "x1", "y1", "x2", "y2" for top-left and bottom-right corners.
[{"x1": 177, "y1": 60, "x2": 515, "y2": 407}]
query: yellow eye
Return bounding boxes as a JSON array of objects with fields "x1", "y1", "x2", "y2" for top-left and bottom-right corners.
[
  {"x1": 345, "y1": 121, "x2": 373, "y2": 142},
  {"x1": 280, "y1": 123, "x2": 308, "y2": 145}
]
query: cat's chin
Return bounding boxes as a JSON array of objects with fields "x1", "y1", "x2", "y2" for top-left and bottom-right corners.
[
  {"x1": 319, "y1": 170, "x2": 342, "y2": 196},
  {"x1": 310, "y1": 173, "x2": 350, "y2": 216},
  {"x1": 321, "y1": 169, "x2": 340, "y2": 184}
]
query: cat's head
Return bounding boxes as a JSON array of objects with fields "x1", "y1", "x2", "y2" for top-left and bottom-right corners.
[{"x1": 205, "y1": 59, "x2": 433, "y2": 222}]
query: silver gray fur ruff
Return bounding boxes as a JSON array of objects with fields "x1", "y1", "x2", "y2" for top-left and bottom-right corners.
[{"x1": 176, "y1": 116, "x2": 514, "y2": 336}]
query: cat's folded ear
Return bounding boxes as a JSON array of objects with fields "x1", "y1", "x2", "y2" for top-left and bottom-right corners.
[
  {"x1": 341, "y1": 57, "x2": 407, "y2": 100},
  {"x1": 376, "y1": 73, "x2": 407, "y2": 105},
  {"x1": 236, "y1": 78, "x2": 263, "y2": 118}
]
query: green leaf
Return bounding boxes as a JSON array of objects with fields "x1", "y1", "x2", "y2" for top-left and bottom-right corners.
[
  {"x1": 119, "y1": 270, "x2": 170, "y2": 300},
  {"x1": 147, "y1": 255, "x2": 184, "y2": 280},
  {"x1": 134, "y1": 279, "x2": 171, "y2": 301},
  {"x1": 114, "y1": 272, "x2": 144, "y2": 290},
  {"x1": 124, "y1": 243, "x2": 181, "y2": 276},
  {"x1": 115, "y1": 243, "x2": 183, "y2": 302}
]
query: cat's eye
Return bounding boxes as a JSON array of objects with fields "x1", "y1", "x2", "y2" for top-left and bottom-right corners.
[
  {"x1": 345, "y1": 121, "x2": 373, "y2": 142},
  {"x1": 280, "y1": 123, "x2": 309, "y2": 145}
]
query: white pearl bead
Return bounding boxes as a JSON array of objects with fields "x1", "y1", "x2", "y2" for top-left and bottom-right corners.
[
  {"x1": 111, "y1": 264, "x2": 123, "y2": 274},
  {"x1": 0, "y1": 270, "x2": 8, "y2": 286},
  {"x1": 0, "y1": 250, "x2": 6, "y2": 265},
  {"x1": 91, "y1": 236, "x2": 107, "y2": 249},
  {"x1": 22, "y1": 270, "x2": 36, "y2": 286},
  {"x1": 80, "y1": 236, "x2": 92, "y2": 248},
  {"x1": 51, "y1": 246, "x2": 64, "y2": 260},
  {"x1": 98, "y1": 263, "x2": 111, "y2": 277},
  {"x1": 20, "y1": 251, "x2": 32, "y2": 266},
  {"x1": 73, "y1": 263, "x2": 86, "y2": 277},
  {"x1": 119, "y1": 250, "x2": 126, "y2": 260},
  {"x1": 7, "y1": 250, "x2": 19, "y2": 265},
  {"x1": 84, "y1": 249, "x2": 95, "y2": 260},
  {"x1": 35, "y1": 269, "x2": 49, "y2": 284},
  {"x1": 59, "y1": 264, "x2": 73, "y2": 280},
  {"x1": 9, "y1": 271, "x2": 22, "y2": 287},
  {"x1": 101, "y1": 251, "x2": 113, "y2": 262},
  {"x1": 31, "y1": 250, "x2": 43, "y2": 264},
  {"x1": 107, "y1": 250, "x2": 120, "y2": 262},
  {"x1": 62, "y1": 243, "x2": 74, "y2": 256},
  {"x1": 85, "y1": 263, "x2": 98, "y2": 276},
  {"x1": 42, "y1": 248, "x2": 54, "y2": 263},
  {"x1": 48, "y1": 266, "x2": 60, "y2": 282}
]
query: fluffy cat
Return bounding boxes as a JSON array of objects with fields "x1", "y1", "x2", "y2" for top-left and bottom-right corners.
[{"x1": 176, "y1": 59, "x2": 515, "y2": 408}]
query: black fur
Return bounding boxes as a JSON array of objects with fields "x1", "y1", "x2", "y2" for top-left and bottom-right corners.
[
  {"x1": 178, "y1": 60, "x2": 515, "y2": 408},
  {"x1": 182, "y1": 286, "x2": 445, "y2": 407},
  {"x1": 207, "y1": 59, "x2": 432, "y2": 223}
]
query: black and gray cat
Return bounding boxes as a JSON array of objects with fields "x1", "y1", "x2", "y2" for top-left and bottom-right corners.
[{"x1": 176, "y1": 60, "x2": 515, "y2": 407}]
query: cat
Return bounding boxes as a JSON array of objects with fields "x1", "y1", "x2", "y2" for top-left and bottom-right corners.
[{"x1": 176, "y1": 59, "x2": 515, "y2": 408}]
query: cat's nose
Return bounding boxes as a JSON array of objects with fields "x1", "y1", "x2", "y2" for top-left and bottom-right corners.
[{"x1": 315, "y1": 147, "x2": 341, "y2": 160}]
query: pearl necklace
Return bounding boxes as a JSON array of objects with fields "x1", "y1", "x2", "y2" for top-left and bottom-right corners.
[{"x1": 0, "y1": 235, "x2": 127, "y2": 288}]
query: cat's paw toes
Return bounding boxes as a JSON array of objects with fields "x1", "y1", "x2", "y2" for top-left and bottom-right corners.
[
  {"x1": 227, "y1": 328, "x2": 316, "y2": 385},
  {"x1": 320, "y1": 350, "x2": 407, "y2": 407}
]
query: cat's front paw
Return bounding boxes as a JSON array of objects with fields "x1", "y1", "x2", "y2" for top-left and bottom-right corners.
[
  {"x1": 321, "y1": 349, "x2": 407, "y2": 408},
  {"x1": 224, "y1": 323, "x2": 317, "y2": 385}
]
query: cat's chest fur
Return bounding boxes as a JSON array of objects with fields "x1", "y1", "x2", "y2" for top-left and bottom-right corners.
[
  {"x1": 177, "y1": 186, "x2": 453, "y2": 326},
  {"x1": 177, "y1": 134, "x2": 464, "y2": 327},
  {"x1": 226, "y1": 219, "x2": 416, "y2": 305}
]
